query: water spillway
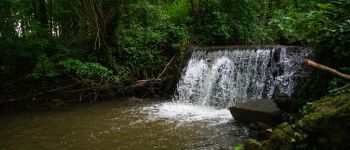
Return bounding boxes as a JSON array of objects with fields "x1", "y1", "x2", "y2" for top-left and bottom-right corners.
[{"x1": 174, "y1": 46, "x2": 311, "y2": 108}]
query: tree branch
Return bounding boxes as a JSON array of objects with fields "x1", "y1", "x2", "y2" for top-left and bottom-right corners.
[{"x1": 305, "y1": 59, "x2": 350, "y2": 80}]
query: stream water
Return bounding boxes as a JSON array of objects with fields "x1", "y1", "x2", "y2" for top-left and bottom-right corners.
[{"x1": 0, "y1": 99, "x2": 250, "y2": 149}]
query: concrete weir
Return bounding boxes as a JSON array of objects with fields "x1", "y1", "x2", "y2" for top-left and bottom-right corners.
[{"x1": 173, "y1": 45, "x2": 312, "y2": 109}]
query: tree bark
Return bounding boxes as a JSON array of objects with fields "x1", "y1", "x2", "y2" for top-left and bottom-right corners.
[
  {"x1": 305, "y1": 59, "x2": 350, "y2": 80},
  {"x1": 294, "y1": 0, "x2": 299, "y2": 8},
  {"x1": 32, "y1": 0, "x2": 49, "y2": 37},
  {"x1": 267, "y1": 0, "x2": 273, "y2": 21},
  {"x1": 70, "y1": 0, "x2": 124, "y2": 71},
  {"x1": 190, "y1": 0, "x2": 201, "y2": 26}
]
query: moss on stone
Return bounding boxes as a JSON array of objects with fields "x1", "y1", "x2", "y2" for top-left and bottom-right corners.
[
  {"x1": 244, "y1": 139, "x2": 262, "y2": 150},
  {"x1": 298, "y1": 92, "x2": 350, "y2": 149},
  {"x1": 261, "y1": 122, "x2": 294, "y2": 150},
  {"x1": 244, "y1": 92, "x2": 350, "y2": 150}
]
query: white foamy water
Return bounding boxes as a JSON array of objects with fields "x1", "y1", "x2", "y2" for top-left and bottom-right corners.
[
  {"x1": 143, "y1": 102, "x2": 233, "y2": 125},
  {"x1": 143, "y1": 46, "x2": 310, "y2": 127}
]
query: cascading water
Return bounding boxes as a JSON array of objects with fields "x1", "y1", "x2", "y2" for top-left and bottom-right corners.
[
  {"x1": 144, "y1": 46, "x2": 310, "y2": 125},
  {"x1": 139, "y1": 46, "x2": 310, "y2": 149},
  {"x1": 173, "y1": 46, "x2": 311, "y2": 109}
]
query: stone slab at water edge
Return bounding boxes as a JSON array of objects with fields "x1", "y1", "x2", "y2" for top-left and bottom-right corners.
[{"x1": 229, "y1": 100, "x2": 282, "y2": 125}]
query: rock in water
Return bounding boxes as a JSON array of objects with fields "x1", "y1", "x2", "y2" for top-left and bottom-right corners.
[
  {"x1": 127, "y1": 97, "x2": 143, "y2": 103},
  {"x1": 229, "y1": 100, "x2": 282, "y2": 125}
]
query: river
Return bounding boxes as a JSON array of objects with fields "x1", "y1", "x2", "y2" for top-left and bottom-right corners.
[{"x1": 0, "y1": 98, "x2": 250, "y2": 149}]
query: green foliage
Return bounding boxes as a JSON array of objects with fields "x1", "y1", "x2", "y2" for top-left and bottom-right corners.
[
  {"x1": 269, "y1": 1, "x2": 350, "y2": 45},
  {"x1": 297, "y1": 92, "x2": 350, "y2": 149},
  {"x1": 0, "y1": 0, "x2": 191, "y2": 101},
  {"x1": 244, "y1": 139, "x2": 262, "y2": 150},
  {"x1": 30, "y1": 54, "x2": 60, "y2": 79},
  {"x1": 116, "y1": 1, "x2": 189, "y2": 78},
  {"x1": 265, "y1": 122, "x2": 295, "y2": 150},
  {"x1": 194, "y1": 0, "x2": 270, "y2": 45},
  {"x1": 234, "y1": 144, "x2": 243, "y2": 150},
  {"x1": 59, "y1": 59, "x2": 115, "y2": 81},
  {"x1": 1, "y1": 0, "x2": 350, "y2": 103},
  {"x1": 275, "y1": 0, "x2": 350, "y2": 45},
  {"x1": 163, "y1": 0, "x2": 192, "y2": 25},
  {"x1": 299, "y1": 102, "x2": 313, "y2": 117},
  {"x1": 271, "y1": 0, "x2": 350, "y2": 100},
  {"x1": 30, "y1": 56, "x2": 116, "y2": 85}
]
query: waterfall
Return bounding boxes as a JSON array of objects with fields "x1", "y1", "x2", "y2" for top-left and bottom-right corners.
[{"x1": 173, "y1": 46, "x2": 311, "y2": 109}]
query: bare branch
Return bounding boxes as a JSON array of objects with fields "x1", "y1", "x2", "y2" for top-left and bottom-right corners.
[{"x1": 305, "y1": 59, "x2": 350, "y2": 80}]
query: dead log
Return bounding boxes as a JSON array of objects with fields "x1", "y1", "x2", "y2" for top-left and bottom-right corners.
[
  {"x1": 329, "y1": 83, "x2": 350, "y2": 93},
  {"x1": 157, "y1": 55, "x2": 176, "y2": 79},
  {"x1": 305, "y1": 59, "x2": 350, "y2": 80},
  {"x1": 2, "y1": 81, "x2": 81, "y2": 104}
]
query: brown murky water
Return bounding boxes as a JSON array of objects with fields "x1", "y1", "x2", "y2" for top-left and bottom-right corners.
[{"x1": 0, "y1": 99, "x2": 249, "y2": 149}]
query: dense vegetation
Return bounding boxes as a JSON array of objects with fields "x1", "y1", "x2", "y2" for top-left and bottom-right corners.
[{"x1": 1, "y1": 0, "x2": 349, "y2": 102}]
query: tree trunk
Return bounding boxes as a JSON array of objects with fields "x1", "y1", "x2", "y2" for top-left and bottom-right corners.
[
  {"x1": 72, "y1": 0, "x2": 124, "y2": 70},
  {"x1": 267, "y1": 0, "x2": 273, "y2": 21},
  {"x1": 32, "y1": 0, "x2": 49, "y2": 37},
  {"x1": 103, "y1": 0, "x2": 123, "y2": 47},
  {"x1": 190, "y1": 0, "x2": 201, "y2": 26},
  {"x1": 276, "y1": 0, "x2": 281, "y2": 7},
  {"x1": 294, "y1": 0, "x2": 299, "y2": 8},
  {"x1": 305, "y1": 59, "x2": 350, "y2": 80},
  {"x1": 48, "y1": 0, "x2": 53, "y2": 37}
]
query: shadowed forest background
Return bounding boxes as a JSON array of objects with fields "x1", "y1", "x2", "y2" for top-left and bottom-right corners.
[{"x1": 1, "y1": 0, "x2": 349, "y2": 102}]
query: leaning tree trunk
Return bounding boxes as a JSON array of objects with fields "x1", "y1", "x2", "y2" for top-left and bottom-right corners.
[
  {"x1": 305, "y1": 59, "x2": 350, "y2": 80},
  {"x1": 32, "y1": 0, "x2": 49, "y2": 38},
  {"x1": 190, "y1": 0, "x2": 201, "y2": 27}
]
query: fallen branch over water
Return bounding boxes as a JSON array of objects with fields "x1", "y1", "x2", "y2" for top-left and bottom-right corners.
[
  {"x1": 305, "y1": 59, "x2": 350, "y2": 80},
  {"x1": 1, "y1": 75, "x2": 173, "y2": 104},
  {"x1": 2, "y1": 82, "x2": 81, "y2": 104},
  {"x1": 157, "y1": 55, "x2": 176, "y2": 79}
]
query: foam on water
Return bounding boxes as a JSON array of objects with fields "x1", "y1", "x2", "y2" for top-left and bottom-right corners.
[{"x1": 143, "y1": 102, "x2": 232, "y2": 125}]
